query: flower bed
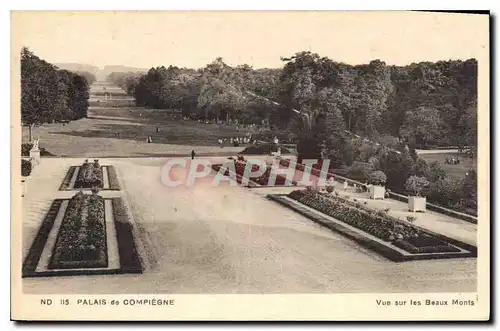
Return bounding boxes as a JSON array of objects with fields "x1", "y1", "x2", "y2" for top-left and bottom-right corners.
[
  {"x1": 288, "y1": 189, "x2": 460, "y2": 254},
  {"x1": 49, "y1": 192, "x2": 108, "y2": 269},
  {"x1": 74, "y1": 160, "x2": 103, "y2": 189},
  {"x1": 212, "y1": 160, "x2": 294, "y2": 186}
]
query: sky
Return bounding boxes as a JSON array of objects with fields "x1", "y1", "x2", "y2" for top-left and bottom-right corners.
[{"x1": 11, "y1": 11, "x2": 488, "y2": 69}]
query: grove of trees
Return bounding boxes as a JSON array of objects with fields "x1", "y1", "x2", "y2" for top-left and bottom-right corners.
[
  {"x1": 21, "y1": 47, "x2": 91, "y2": 141},
  {"x1": 106, "y1": 51, "x2": 478, "y2": 215},
  {"x1": 108, "y1": 51, "x2": 477, "y2": 152}
]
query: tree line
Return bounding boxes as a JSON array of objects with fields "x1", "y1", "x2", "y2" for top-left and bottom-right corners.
[
  {"x1": 107, "y1": 51, "x2": 477, "y2": 151},
  {"x1": 21, "y1": 47, "x2": 93, "y2": 141}
]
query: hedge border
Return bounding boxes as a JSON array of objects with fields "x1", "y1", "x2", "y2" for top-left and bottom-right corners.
[
  {"x1": 268, "y1": 194, "x2": 476, "y2": 262},
  {"x1": 22, "y1": 200, "x2": 63, "y2": 277},
  {"x1": 59, "y1": 165, "x2": 121, "y2": 191},
  {"x1": 58, "y1": 166, "x2": 77, "y2": 190},
  {"x1": 107, "y1": 165, "x2": 121, "y2": 190},
  {"x1": 22, "y1": 197, "x2": 143, "y2": 278},
  {"x1": 112, "y1": 198, "x2": 143, "y2": 274}
]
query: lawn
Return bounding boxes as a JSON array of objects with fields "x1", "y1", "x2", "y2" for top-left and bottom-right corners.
[
  {"x1": 21, "y1": 106, "x2": 253, "y2": 157},
  {"x1": 418, "y1": 153, "x2": 477, "y2": 181}
]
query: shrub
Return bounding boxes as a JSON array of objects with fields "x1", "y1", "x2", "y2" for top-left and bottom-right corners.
[
  {"x1": 368, "y1": 156, "x2": 380, "y2": 169},
  {"x1": 368, "y1": 170, "x2": 387, "y2": 186},
  {"x1": 404, "y1": 176, "x2": 430, "y2": 197},
  {"x1": 425, "y1": 161, "x2": 446, "y2": 182},
  {"x1": 379, "y1": 151, "x2": 414, "y2": 191},
  {"x1": 21, "y1": 159, "x2": 32, "y2": 177},
  {"x1": 21, "y1": 143, "x2": 54, "y2": 157},
  {"x1": 326, "y1": 186, "x2": 334, "y2": 193},
  {"x1": 347, "y1": 161, "x2": 374, "y2": 182},
  {"x1": 410, "y1": 158, "x2": 430, "y2": 177}
]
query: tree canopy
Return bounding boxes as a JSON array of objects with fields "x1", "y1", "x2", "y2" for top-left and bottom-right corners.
[{"x1": 21, "y1": 47, "x2": 91, "y2": 140}]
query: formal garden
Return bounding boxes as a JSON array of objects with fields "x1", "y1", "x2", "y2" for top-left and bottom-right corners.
[
  {"x1": 22, "y1": 160, "x2": 143, "y2": 278},
  {"x1": 268, "y1": 188, "x2": 476, "y2": 262},
  {"x1": 19, "y1": 48, "x2": 479, "y2": 292}
]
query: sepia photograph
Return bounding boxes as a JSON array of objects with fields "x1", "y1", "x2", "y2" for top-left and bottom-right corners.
[{"x1": 10, "y1": 10, "x2": 490, "y2": 321}]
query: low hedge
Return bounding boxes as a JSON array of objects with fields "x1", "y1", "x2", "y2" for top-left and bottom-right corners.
[
  {"x1": 107, "y1": 165, "x2": 121, "y2": 190},
  {"x1": 288, "y1": 189, "x2": 460, "y2": 254},
  {"x1": 21, "y1": 159, "x2": 32, "y2": 177},
  {"x1": 21, "y1": 143, "x2": 54, "y2": 157},
  {"x1": 22, "y1": 200, "x2": 63, "y2": 277},
  {"x1": 112, "y1": 198, "x2": 142, "y2": 273}
]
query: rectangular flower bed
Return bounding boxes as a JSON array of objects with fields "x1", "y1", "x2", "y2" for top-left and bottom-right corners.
[
  {"x1": 59, "y1": 162, "x2": 120, "y2": 191},
  {"x1": 268, "y1": 189, "x2": 476, "y2": 262},
  {"x1": 74, "y1": 160, "x2": 104, "y2": 189},
  {"x1": 49, "y1": 192, "x2": 108, "y2": 269},
  {"x1": 22, "y1": 195, "x2": 143, "y2": 277},
  {"x1": 212, "y1": 160, "x2": 296, "y2": 187}
]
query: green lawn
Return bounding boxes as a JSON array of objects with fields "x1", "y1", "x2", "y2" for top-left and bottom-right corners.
[
  {"x1": 418, "y1": 153, "x2": 477, "y2": 181},
  {"x1": 22, "y1": 106, "x2": 254, "y2": 157}
]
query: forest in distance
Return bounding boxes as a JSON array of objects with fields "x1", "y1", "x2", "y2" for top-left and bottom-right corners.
[{"x1": 107, "y1": 51, "x2": 477, "y2": 152}]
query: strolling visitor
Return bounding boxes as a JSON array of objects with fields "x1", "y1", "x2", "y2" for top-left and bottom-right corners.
[
  {"x1": 191, "y1": 150, "x2": 196, "y2": 160},
  {"x1": 343, "y1": 181, "x2": 348, "y2": 191}
]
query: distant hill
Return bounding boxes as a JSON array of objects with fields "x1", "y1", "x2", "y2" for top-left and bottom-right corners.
[
  {"x1": 54, "y1": 63, "x2": 149, "y2": 81},
  {"x1": 100, "y1": 65, "x2": 149, "y2": 81},
  {"x1": 55, "y1": 63, "x2": 100, "y2": 75}
]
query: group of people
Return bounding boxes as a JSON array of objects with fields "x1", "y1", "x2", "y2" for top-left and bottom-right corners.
[
  {"x1": 217, "y1": 136, "x2": 255, "y2": 147},
  {"x1": 445, "y1": 156, "x2": 461, "y2": 165}
]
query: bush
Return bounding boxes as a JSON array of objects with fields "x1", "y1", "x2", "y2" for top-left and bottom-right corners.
[
  {"x1": 347, "y1": 161, "x2": 374, "y2": 182},
  {"x1": 326, "y1": 186, "x2": 334, "y2": 193},
  {"x1": 368, "y1": 170, "x2": 387, "y2": 186},
  {"x1": 21, "y1": 143, "x2": 54, "y2": 157},
  {"x1": 368, "y1": 156, "x2": 380, "y2": 169},
  {"x1": 21, "y1": 159, "x2": 32, "y2": 177},
  {"x1": 404, "y1": 176, "x2": 430, "y2": 197},
  {"x1": 425, "y1": 161, "x2": 446, "y2": 182}
]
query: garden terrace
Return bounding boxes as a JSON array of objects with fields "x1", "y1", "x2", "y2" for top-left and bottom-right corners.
[
  {"x1": 22, "y1": 193, "x2": 142, "y2": 277},
  {"x1": 278, "y1": 157, "x2": 477, "y2": 222},
  {"x1": 59, "y1": 162, "x2": 121, "y2": 190},
  {"x1": 268, "y1": 189, "x2": 476, "y2": 262},
  {"x1": 22, "y1": 158, "x2": 477, "y2": 293}
]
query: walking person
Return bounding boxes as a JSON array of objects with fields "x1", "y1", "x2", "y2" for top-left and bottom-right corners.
[{"x1": 191, "y1": 150, "x2": 196, "y2": 160}]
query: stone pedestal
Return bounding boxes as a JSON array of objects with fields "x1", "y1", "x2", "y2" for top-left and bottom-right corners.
[
  {"x1": 408, "y1": 196, "x2": 426, "y2": 212},
  {"x1": 30, "y1": 148, "x2": 40, "y2": 165},
  {"x1": 370, "y1": 185, "x2": 385, "y2": 200}
]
